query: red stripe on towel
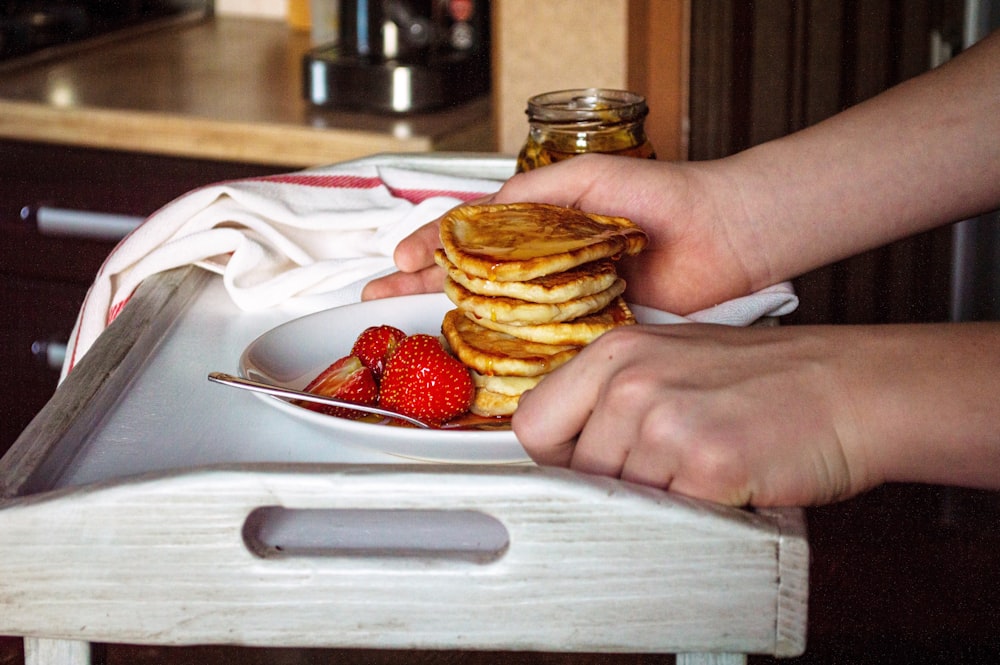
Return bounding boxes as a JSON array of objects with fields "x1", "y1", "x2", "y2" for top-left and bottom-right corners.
[
  {"x1": 107, "y1": 296, "x2": 131, "y2": 326},
  {"x1": 254, "y1": 174, "x2": 491, "y2": 204},
  {"x1": 386, "y1": 188, "x2": 490, "y2": 204},
  {"x1": 255, "y1": 174, "x2": 385, "y2": 189}
]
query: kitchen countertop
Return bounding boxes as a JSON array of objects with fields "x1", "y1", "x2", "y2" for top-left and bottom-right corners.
[{"x1": 0, "y1": 15, "x2": 494, "y2": 168}]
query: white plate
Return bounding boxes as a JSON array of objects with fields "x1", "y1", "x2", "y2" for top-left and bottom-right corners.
[{"x1": 239, "y1": 293, "x2": 687, "y2": 463}]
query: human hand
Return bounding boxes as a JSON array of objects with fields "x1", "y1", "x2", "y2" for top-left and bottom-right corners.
[
  {"x1": 363, "y1": 154, "x2": 769, "y2": 314},
  {"x1": 361, "y1": 218, "x2": 446, "y2": 301},
  {"x1": 511, "y1": 322, "x2": 875, "y2": 507}
]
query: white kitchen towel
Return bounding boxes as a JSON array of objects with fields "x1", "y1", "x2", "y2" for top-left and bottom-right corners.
[
  {"x1": 63, "y1": 159, "x2": 798, "y2": 377},
  {"x1": 686, "y1": 283, "x2": 799, "y2": 325},
  {"x1": 62, "y1": 162, "x2": 500, "y2": 376}
]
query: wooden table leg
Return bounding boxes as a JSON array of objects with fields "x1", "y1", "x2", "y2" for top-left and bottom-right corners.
[{"x1": 23, "y1": 638, "x2": 91, "y2": 665}]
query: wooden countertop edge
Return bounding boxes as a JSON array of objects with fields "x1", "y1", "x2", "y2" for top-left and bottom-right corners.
[{"x1": 0, "y1": 100, "x2": 434, "y2": 167}]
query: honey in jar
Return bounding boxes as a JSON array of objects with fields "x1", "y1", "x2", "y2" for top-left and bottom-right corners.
[{"x1": 515, "y1": 88, "x2": 656, "y2": 173}]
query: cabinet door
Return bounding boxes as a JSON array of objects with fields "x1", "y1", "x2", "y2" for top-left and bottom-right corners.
[
  {"x1": 0, "y1": 276, "x2": 88, "y2": 454},
  {"x1": 0, "y1": 217, "x2": 117, "y2": 457},
  {"x1": 0, "y1": 140, "x2": 289, "y2": 457}
]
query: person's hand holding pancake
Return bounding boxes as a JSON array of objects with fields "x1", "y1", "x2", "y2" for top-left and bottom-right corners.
[{"x1": 363, "y1": 155, "x2": 768, "y2": 316}]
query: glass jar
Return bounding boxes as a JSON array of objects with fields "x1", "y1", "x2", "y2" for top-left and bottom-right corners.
[{"x1": 515, "y1": 88, "x2": 656, "y2": 173}]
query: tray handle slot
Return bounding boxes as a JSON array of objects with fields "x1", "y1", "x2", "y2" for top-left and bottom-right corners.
[{"x1": 242, "y1": 506, "x2": 510, "y2": 562}]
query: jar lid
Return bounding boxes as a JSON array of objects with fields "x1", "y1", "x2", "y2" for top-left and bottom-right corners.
[{"x1": 525, "y1": 88, "x2": 648, "y2": 125}]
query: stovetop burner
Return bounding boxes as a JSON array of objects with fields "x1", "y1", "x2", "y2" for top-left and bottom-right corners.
[{"x1": 0, "y1": 1, "x2": 209, "y2": 64}]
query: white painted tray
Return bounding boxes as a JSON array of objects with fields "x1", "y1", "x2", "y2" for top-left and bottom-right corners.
[{"x1": 0, "y1": 154, "x2": 808, "y2": 663}]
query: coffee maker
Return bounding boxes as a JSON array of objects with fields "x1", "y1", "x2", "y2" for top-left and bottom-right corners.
[{"x1": 303, "y1": 0, "x2": 490, "y2": 114}]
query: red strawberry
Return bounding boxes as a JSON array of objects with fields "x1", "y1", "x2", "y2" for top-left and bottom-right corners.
[
  {"x1": 351, "y1": 325, "x2": 407, "y2": 380},
  {"x1": 299, "y1": 355, "x2": 378, "y2": 420},
  {"x1": 379, "y1": 334, "x2": 474, "y2": 426}
]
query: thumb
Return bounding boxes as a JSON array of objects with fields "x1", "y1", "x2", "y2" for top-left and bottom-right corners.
[{"x1": 394, "y1": 220, "x2": 443, "y2": 273}]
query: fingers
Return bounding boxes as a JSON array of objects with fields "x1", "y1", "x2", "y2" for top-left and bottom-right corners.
[
  {"x1": 509, "y1": 323, "x2": 865, "y2": 507},
  {"x1": 618, "y1": 446, "x2": 676, "y2": 492},
  {"x1": 361, "y1": 218, "x2": 445, "y2": 301},
  {"x1": 567, "y1": 351, "x2": 672, "y2": 488},
  {"x1": 513, "y1": 332, "x2": 682, "y2": 495},
  {"x1": 511, "y1": 377, "x2": 590, "y2": 468},
  {"x1": 361, "y1": 265, "x2": 445, "y2": 301},
  {"x1": 511, "y1": 338, "x2": 614, "y2": 466},
  {"x1": 388, "y1": 195, "x2": 498, "y2": 275},
  {"x1": 512, "y1": 327, "x2": 641, "y2": 468},
  {"x1": 490, "y1": 155, "x2": 606, "y2": 208},
  {"x1": 509, "y1": 324, "x2": 763, "y2": 505},
  {"x1": 393, "y1": 220, "x2": 443, "y2": 273}
]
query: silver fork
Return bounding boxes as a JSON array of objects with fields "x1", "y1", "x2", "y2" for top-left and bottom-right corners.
[{"x1": 207, "y1": 372, "x2": 432, "y2": 429}]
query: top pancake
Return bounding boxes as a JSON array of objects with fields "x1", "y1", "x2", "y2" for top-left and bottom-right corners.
[{"x1": 439, "y1": 202, "x2": 648, "y2": 282}]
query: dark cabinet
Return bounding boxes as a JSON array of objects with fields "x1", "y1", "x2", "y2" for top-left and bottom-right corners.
[{"x1": 0, "y1": 139, "x2": 290, "y2": 456}]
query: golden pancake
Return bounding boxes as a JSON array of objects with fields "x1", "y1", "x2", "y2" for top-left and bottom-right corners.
[
  {"x1": 471, "y1": 387, "x2": 522, "y2": 417},
  {"x1": 469, "y1": 370, "x2": 542, "y2": 416},
  {"x1": 441, "y1": 309, "x2": 580, "y2": 377},
  {"x1": 470, "y1": 369, "x2": 543, "y2": 396},
  {"x1": 435, "y1": 250, "x2": 619, "y2": 304},
  {"x1": 444, "y1": 276, "x2": 627, "y2": 325},
  {"x1": 439, "y1": 202, "x2": 648, "y2": 282},
  {"x1": 469, "y1": 297, "x2": 636, "y2": 345}
]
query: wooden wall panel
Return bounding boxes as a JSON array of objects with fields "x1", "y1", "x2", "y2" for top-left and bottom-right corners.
[
  {"x1": 627, "y1": 0, "x2": 691, "y2": 161},
  {"x1": 747, "y1": 2, "x2": 796, "y2": 145},
  {"x1": 491, "y1": 0, "x2": 630, "y2": 155},
  {"x1": 688, "y1": 2, "x2": 737, "y2": 159},
  {"x1": 688, "y1": 0, "x2": 959, "y2": 325},
  {"x1": 492, "y1": 0, "x2": 691, "y2": 161}
]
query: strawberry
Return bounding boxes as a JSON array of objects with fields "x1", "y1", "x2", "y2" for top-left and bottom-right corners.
[
  {"x1": 351, "y1": 325, "x2": 407, "y2": 380},
  {"x1": 379, "y1": 334, "x2": 474, "y2": 426},
  {"x1": 299, "y1": 355, "x2": 378, "y2": 420}
]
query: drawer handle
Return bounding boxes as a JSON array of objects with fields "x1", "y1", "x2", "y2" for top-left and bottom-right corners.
[
  {"x1": 21, "y1": 205, "x2": 144, "y2": 242},
  {"x1": 31, "y1": 339, "x2": 67, "y2": 372}
]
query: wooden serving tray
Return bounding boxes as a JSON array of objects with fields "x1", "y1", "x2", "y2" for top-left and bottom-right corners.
[{"x1": 0, "y1": 155, "x2": 807, "y2": 665}]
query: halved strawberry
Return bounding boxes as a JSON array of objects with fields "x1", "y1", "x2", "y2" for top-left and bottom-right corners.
[
  {"x1": 299, "y1": 355, "x2": 378, "y2": 420},
  {"x1": 351, "y1": 325, "x2": 407, "y2": 380},
  {"x1": 379, "y1": 334, "x2": 474, "y2": 426}
]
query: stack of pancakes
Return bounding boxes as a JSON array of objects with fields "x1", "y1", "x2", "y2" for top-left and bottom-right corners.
[{"x1": 437, "y1": 202, "x2": 648, "y2": 417}]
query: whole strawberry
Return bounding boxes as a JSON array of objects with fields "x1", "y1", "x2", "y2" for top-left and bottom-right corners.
[
  {"x1": 379, "y1": 334, "x2": 474, "y2": 426},
  {"x1": 299, "y1": 355, "x2": 378, "y2": 420},
  {"x1": 351, "y1": 325, "x2": 407, "y2": 381}
]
